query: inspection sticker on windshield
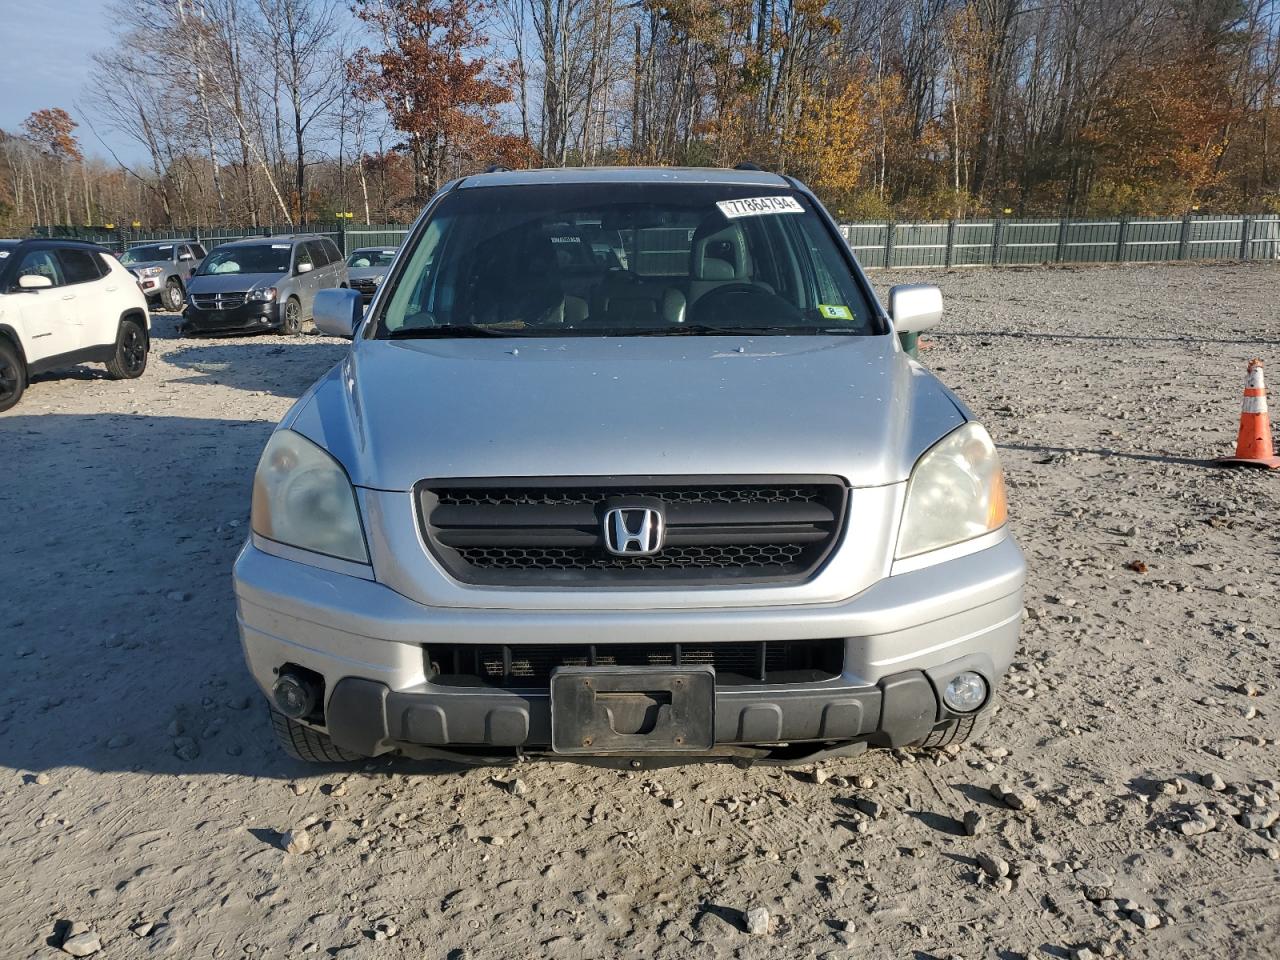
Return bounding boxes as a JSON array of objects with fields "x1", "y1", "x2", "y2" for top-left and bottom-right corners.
[
  {"x1": 817, "y1": 304, "x2": 854, "y2": 321},
  {"x1": 272, "y1": 243, "x2": 290, "y2": 249},
  {"x1": 716, "y1": 196, "x2": 805, "y2": 219}
]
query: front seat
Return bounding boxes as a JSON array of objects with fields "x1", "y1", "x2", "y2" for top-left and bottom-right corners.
[
  {"x1": 593, "y1": 273, "x2": 686, "y2": 328},
  {"x1": 688, "y1": 222, "x2": 750, "y2": 305}
]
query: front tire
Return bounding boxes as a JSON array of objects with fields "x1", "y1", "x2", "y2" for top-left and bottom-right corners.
[
  {"x1": 104, "y1": 319, "x2": 148, "y2": 380},
  {"x1": 163, "y1": 278, "x2": 184, "y2": 312},
  {"x1": 917, "y1": 706, "x2": 992, "y2": 750},
  {"x1": 281, "y1": 297, "x2": 302, "y2": 336},
  {"x1": 0, "y1": 339, "x2": 26, "y2": 412},
  {"x1": 270, "y1": 709, "x2": 365, "y2": 763}
]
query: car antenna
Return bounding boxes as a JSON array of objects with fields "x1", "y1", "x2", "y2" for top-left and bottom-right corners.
[
  {"x1": 734, "y1": 161, "x2": 763, "y2": 171},
  {"x1": 484, "y1": 165, "x2": 509, "y2": 174}
]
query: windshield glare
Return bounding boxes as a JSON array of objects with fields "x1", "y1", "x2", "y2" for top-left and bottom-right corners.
[
  {"x1": 377, "y1": 183, "x2": 874, "y2": 338},
  {"x1": 121, "y1": 244, "x2": 173, "y2": 264},
  {"x1": 348, "y1": 250, "x2": 396, "y2": 268},
  {"x1": 197, "y1": 244, "x2": 290, "y2": 276}
]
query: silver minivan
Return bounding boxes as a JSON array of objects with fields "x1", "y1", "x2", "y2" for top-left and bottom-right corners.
[
  {"x1": 182, "y1": 234, "x2": 348, "y2": 335},
  {"x1": 235, "y1": 167, "x2": 1026, "y2": 767}
]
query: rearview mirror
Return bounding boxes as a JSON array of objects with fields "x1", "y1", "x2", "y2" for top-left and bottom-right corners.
[
  {"x1": 18, "y1": 274, "x2": 53, "y2": 290},
  {"x1": 888, "y1": 284, "x2": 943, "y2": 334},
  {"x1": 313, "y1": 287, "x2": 362, "y2": 339},
  {"x1": 297, "y1": 261, "x2": 314, "y2": 274}
]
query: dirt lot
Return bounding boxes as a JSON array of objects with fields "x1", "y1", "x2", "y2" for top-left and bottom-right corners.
[{"x1": 2, "y1": 262, "x2": 1279, "y2": 960}]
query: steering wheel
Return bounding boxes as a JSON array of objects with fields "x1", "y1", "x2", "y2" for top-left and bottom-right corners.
[{"x1": 689, "y1": 282, "x2": 798, "y2": 326}]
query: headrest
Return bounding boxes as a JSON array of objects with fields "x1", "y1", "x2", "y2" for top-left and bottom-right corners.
[
  {"x1": 691, "y1": 222, "x2": 748, "y2": 280},
  {"x1": 698, "y1": 257, "x2": 735, "y2": 281}
]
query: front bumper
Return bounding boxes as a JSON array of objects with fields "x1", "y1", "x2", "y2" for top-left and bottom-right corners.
[
  {"x1": 234, "y1": 535, "x2": 1025, "y2": 758},
  {"x1": 184, "y1": 300, "x2": 280, "y2": 333}
]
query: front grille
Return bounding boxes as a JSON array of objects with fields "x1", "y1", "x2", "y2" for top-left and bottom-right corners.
[
  {"x1": 192, "y1": 292, "x2": 247, "y2": 310},
  {"x1": 456, "y1": 543, "x2": 806, "y2": 571},
  {"x1": 426, "y1": 640, "x2": 845, "y2": 688},
  {"x1": 418, "y1": 476, "x2": 847, "y2": 586},
  {"x1": 351, "y1": 278, "x2": 378, "y2": 293}
]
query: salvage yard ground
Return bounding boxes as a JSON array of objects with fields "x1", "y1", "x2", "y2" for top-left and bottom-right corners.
[{"x1": 2, "y1": 262, "x2": 1279, "y2": 960}]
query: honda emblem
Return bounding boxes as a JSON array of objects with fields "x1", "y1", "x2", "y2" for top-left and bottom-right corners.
[{"x1": 603, "y1": 507, "x2": 664, "y2": 556}]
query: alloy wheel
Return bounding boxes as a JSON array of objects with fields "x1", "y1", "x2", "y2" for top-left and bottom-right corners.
[
  {"x1": 121, "y1": 326, "x2": 146, "y2": 374},
  {"x1": 0, "y1": 356, "x2": 18, "y2": 402}
]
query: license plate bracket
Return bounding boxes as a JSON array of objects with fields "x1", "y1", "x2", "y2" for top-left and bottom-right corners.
[{"x1": 550, "y1": 666, "x2": 715, "y2": 754}]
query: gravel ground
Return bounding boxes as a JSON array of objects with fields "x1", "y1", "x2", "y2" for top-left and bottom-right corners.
[{"x1": 2, "y1": 261, "x2": 1279, "y2": 960}]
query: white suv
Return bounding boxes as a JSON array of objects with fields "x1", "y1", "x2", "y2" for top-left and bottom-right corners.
[{"x1": 0, "y1": 239, "x2": 151, "y2": 411}]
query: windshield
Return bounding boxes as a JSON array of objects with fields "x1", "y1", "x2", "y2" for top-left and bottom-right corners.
[
  {"x1": 348, "y1": 249, "x2": 396, "y2": 268},
  {"x1": 197, "y1": 244, "x2": 291, "y2": 276},
  {"x1": 377, "y1": 182, "x2": 876, "y2": 338},
  {"x1": 121, "y1": 244, "x2": 173, "y2": 264}
]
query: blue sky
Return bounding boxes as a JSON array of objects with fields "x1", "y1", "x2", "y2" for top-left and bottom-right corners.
[{"x1": 0, "y1": 0, "x2": 138, "y2": 159}]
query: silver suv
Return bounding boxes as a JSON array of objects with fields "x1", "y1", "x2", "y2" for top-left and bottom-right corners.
[
  {"x1": 235, "y1": 167, "x2": 1026, "y2": 767},
  {"x1": 182, "y1": 234, "x2": 347, "y2": 335},
  {"x1": 119, "y1": 239, "x2": 206, "y2": 312}
]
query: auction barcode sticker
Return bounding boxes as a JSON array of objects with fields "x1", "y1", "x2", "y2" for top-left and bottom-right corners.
[{"x1": 716, "y1": 196, "x2": 805, "y2": 219}]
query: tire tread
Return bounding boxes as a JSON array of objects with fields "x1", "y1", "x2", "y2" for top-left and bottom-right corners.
[
  {"x1": 918, "y1": 708, "x2": 991, "y2": 750},
  {"x1": 270, "y1": 709, "x2": 363, "y2": 763}
]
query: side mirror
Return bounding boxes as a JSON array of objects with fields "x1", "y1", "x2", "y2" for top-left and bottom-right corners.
[
  {"x1": 18, "y1": 274, "x2": 53, "y2": 290},
  {"x1": 296, "y1": 261, "x2": 314, "y2": 274},
  {"x1": 179, "y1": 252, "x2": 194, "y2": 261},
  {"x1": 313, "y1": 287, "x2": 362, "y2": 339},
  {"x1": 888, "y1": 283, "x2": 943, "y2": 334}
]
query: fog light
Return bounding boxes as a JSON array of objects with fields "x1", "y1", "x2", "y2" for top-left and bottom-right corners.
[
  {"x1": 273, "y1": 673, "x2": 317, "y2": 719},
  {"x1": 943, "y1": 671, "x2": 988, "y2": 713}
]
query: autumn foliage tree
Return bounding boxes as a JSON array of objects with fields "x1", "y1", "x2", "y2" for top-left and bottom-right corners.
[
  {"x1": 350, "y1": 0, "x2": 532, "y2": 200},
  {"x1": 22, "y1": 108, "x2": 83, "y2": 226}
]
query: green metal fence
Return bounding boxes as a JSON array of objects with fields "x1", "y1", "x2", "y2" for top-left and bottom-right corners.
[
  {"x1": 33, "y1": 214, "x2": 1280, "y2": 266},
  {"x1": 842, "y1": 214, "x2": 1280, "y2": 268}
]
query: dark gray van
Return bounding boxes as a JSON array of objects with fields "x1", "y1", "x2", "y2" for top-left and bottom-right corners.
[{"x1": 182, "y1": 234, "x2": 348, "y2": 335}]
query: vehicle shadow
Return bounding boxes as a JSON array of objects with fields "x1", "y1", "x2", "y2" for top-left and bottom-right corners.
[
  {"x1": 163, "y1": 336, "x2": 348, "y2": 398},
  {"x1": 0, "y1": 412, "x2": 451, "y2": 780}
]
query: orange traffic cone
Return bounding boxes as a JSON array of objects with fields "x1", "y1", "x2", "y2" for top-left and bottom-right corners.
[{"x1": 1218, "y1": 359, "x2": 1280, "y2": 469}]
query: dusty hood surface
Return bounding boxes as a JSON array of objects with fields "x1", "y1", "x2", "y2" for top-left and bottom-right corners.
[
  {"x1": 290, "y1": 334, "x2": 966, "y2": 490},
  {"x1": 188, "y1": 272, "x2": 283, "y2": 294}
]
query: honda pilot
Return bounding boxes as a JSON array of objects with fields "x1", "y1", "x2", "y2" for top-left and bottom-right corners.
[{"x1": 233, "y1": 167, "x2": 1026, "y2": 766}]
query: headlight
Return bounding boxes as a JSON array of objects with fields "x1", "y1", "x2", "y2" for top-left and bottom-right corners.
[
  {"x1": 139, "y1": 266, "x2": 165, "y2": 278},
  {"x1": 896, "y1": 422, "x2": 1007, "y2": 559},
  {"x1": 372, "y1": 275, "x2": 384, "y2": 284},
  {"x1": 251, "y1": 430, "x2": 368, "y2": 563},
  {"x1": 248, "y1": 286, "x2": 277, "y2": 302}
]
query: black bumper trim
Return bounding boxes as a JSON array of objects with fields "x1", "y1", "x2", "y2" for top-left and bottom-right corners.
[
  {"x1": 184, "y1": 302, "x2": 279, "y2": 332},
  {"x1": 324, "y1": 668, "x2": 954, "y2": 756}
]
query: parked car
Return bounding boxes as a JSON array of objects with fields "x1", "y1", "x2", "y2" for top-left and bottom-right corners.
[
  {"x1": 182, "y1": 234, "x2": 347, "y2": 336},
  {"x1": 119, "y1": 239, "x2": 206, "y2": 312},
  {"x1": 345, "y1": 246, "x2": 399, "y2": 303},
  {"x1": 0, "y1": 238, "x2": 150, "y2": 412},
  {"x1": 234, "y1": 167, "x2": 1026, "y2": 766}
]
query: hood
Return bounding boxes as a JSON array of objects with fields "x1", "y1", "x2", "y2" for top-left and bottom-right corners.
[
  {"x1": 347, "y1": 266, "x2": 386, "y2": 282},
  {"x1": 289, "y1": 334, "x2": 966, "y2": 491},
  {"x1": 188, "y1": 271, "x2": 283, "y2": 294},
  {"x1": 124, "y1": 259, "x2": 169, "y2": 275}
]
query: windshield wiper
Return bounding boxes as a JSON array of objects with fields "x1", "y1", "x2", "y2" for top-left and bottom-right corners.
[
  {"x1": 386, "y1": 325, "x2": 515, "y2": 339},
  {"x1": 633, "y1": 324, "x2": 849, "y2": 336}
]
